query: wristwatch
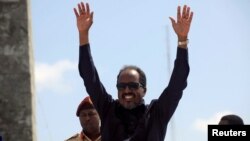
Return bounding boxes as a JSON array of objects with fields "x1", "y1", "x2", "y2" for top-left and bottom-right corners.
[{"x1": 178, "y1": 39, "x2": 189, "y2": 46}]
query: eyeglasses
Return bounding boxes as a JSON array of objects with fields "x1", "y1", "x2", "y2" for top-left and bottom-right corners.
[{"x1": 116, "y1": 82, "x2": 143, "y2": 90}]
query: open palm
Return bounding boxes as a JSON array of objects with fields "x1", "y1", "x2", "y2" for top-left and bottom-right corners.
[
  {"x1": 169, "y1": 5, "x2": 193, "y2": 38},
  {"x1": 74, "y1": 2, "x2": 93, "y2": 33}
]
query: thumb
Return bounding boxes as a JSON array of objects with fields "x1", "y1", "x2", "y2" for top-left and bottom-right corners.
[{"x1": 169, "y1": 17, "x2": 176, "y2": 25}]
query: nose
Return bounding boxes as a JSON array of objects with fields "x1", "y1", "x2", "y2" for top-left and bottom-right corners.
[
  {"x1": 84, "y1": 115, "x2": 90, "y2": 121},
  {"x1": 124, "y1": 86, "x2": 132, "y2": 93}
]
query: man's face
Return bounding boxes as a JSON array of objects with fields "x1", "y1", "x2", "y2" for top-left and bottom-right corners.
[
  {"x1": 79, "y1": 108, "x2": 100, "y2": 134},
  {"x1": 117, "y1": 69, "x2": 145, "y2": 109}
]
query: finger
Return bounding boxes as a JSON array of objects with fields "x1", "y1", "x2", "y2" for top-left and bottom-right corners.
[
  {"x1": 169, "y1": 17, "x2": 177, "y2": 31},
  {"x1": 169, "y1": 17, "x2": 176, "y2": 25},
  {"x1": 90, "y1": 12, "x2": 94, "y2": 21},
  {"x1": 186, "y1": 7, "x2": 190, "y2": 18},
  {"x1": 177, "y1": 6, "x2": 181, "y2": 23},
  {"x1": 74, "y1": 8, "x2": 79, "y2": 17},
  {"x1": 86, "y1": 3, "x2": 90, "y2": 15},
  {"x1": 182, "y1": 5, "x2": 187, "y2": 18},
  {"x1": 188, "y1": 12, "x2": 194, "y2": 23},
  {"x1": 78, "y1": 3, "x2": 82, "y2": 13},
  {"x1": 81, "y1": 2, "x2": 86, "y2": 14}
]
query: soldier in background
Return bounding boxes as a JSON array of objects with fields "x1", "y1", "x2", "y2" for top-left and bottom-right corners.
[{"x1": 65, "y1": 96, "x2": 101, "y2": 141}]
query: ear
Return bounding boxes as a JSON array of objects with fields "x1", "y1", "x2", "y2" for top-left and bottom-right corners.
[
  {"x1": 143, "y1": 87, "x2": 147, "y2": 94},
  {"x1": 99, "y1": 119, "x2": 101, "y2": 127}
]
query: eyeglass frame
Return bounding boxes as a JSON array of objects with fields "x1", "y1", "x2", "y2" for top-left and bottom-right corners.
[{"x1": 116, "y1": 82, "x2": 144, "y2": 90}]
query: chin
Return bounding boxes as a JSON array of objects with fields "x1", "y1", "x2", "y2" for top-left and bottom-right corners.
[{"x1": 122, "y1": 103, "x2": 136, "y2": 110}]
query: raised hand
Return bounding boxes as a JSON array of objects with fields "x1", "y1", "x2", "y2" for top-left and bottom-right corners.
[
  {"x1": 74, "y1": 2, "x2": 94, "y2": 34},
  {"x1": 74, "y1": 2, "x2": 94, "y2": 45},
  {"x1": 169, "y1": 5, "x2": 193, "y2": 40}
]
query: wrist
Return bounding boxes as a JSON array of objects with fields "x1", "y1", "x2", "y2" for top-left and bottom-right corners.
[
  {"x1": 79, "y1": 32, "x2": 89, "y2": 46},
  {"x1": 79, "y1": 30, "x2": 89, "y2": 36},
  {"x1": 178, "y1": 36, "x2": 188, "y2": 41},
  {"x1": 178, "y1": 39, "x2": 189, "y2": 49}
]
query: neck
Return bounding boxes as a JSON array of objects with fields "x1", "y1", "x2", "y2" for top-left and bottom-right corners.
[{"x1": 83, "y1": 130, "x2": 100, "y2": 140}]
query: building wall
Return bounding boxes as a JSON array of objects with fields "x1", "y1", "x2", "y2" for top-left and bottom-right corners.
[{"x1": 0, "y1": 0, "x2": 36, "y2": 140}]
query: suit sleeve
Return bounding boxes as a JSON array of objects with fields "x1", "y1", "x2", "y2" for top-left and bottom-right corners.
[
  {"x1": 154, "y1": 47, "x2": 190, "y2": 125},
  {"x1": 78, "y1": 44, "x2": 113, "y2": 121}
]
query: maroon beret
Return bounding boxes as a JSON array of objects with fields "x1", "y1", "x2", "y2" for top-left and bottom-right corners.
[{"x1": 76, "y1": 96, "x2": 94, "y2": 116}]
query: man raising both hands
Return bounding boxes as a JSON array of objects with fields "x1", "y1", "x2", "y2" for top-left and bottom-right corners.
[{"x1": 74, "y1": 1, "x2": 193, "y2": 141}]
